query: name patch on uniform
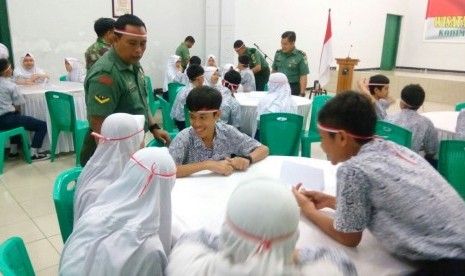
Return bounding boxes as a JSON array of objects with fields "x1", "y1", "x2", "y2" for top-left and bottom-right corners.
[
  {"x1": 94, "y1": 95, "x2": 110, "y2": 104},
  {"x1": 99, "y1": 76, "x2": 113, "y2": 86},
  {"x1": 129, "y1": 85, "x2": 138, "y2": 93}
]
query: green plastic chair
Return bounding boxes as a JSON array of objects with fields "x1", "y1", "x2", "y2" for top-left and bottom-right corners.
[
  {"x1": 59, "y1": 75, "x2": 67, "y2": 81},
  {"x1": 146, "y1": 138, "x2": 165, "y2": 147},
  {"x1": 53, "y1": 167, "x2": 82, "y2": 243},
  {"x1": 45, "y1": 91, "x2": 89, "y2": 167},
  {"x1": 259, "y1": 113, "x2": 303, "y2": 156},
  {"x1": 300, "y1": 95, "x2": 332, "y2": 157},
  {"x1": 0, "y1": 127, "x2": 32, "y2": 175},
  {"x1": 146, "y1": 76, "x2": 160, "y2": 116},
  {"x1": 168, "y1": 82, "x2": 185, "y2": 104},
  {"x1": 155, "y1": 95, "x2": 179, "y2": 138},
  {"x1": 375, "y1": 120, "x2": 412, "y2": 148},
  {"x1": 183, "y1": 105, "x2": 191, "y2": 127},
  {"x1": 438, "y1": 140, "x2": 465, "y2": 201},
  {"x1": 0, "y1": 237, "x2": 35, "y2": 276},
  {"x1": 455, "y1": 101, "x2": 465, "y2": 111}
]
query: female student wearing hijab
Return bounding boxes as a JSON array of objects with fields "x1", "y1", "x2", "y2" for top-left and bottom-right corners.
[
  {"x1": 13, "y1": 52, "x2": 49, "y2": 84},
  {"x1": 60, "y1": 147, "x2": 177, "y2": 276},
  {"x1": 256, "y1": 72, "x2": 297, "y2": 120},
  {"x1": 203, "y1": 66, "x2": 222, "y2": 90},
  {"x1": 73, "y1": 113, "x2": 146, "y2": 223},
  {"x1": 64, "y1": 57, "x2": 86, "y2": 82},
  {"x1": 167, "y1": 177, "x2": 356, "y2": 276},
  {"x1": 163, "y1": 55, "x2": 188, "y2": 92}
]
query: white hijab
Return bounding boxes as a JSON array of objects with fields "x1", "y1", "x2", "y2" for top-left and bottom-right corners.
[
  {"x1": 164, "y1": 55, "x2": 184, "y2": 91},
  {"x1": 65, "y1": 57, "x2": 86, "y2": 82},
  {"x1": 168, "y1": 177, "x2": 305, "y2": 275},
  {"x1": 0, "y1": 43, "x2": 8, "y2": 59},
  {"x1": 13, "y1": 52, "x2": 45, "y2": 79},
  {"x1": 204, "y1": 54, "x2": 218, "y2": 68},
  {"x1": 73, "y1": 113, "x2": 145, "y2": 224},
  {"x1": 222, "y1": 63, "x2": 234, "y2": 76},
  {"x1": 60, "y1": 147, "x2": 177, "y2": 276},
  {"x1": 203, "y1": 66, "x2": 222, "y2": 90},
  {"x1": 256, "y1": 72, "x2": 297, "y2": 120}
]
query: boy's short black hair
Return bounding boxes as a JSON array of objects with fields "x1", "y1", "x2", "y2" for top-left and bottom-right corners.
[
  {"x1": 94, "y1": 18, "x2": 115, "y2": 38},
  {"x1": 368, "y1": 74, "x2": 390, "y2": 95},
  {"x1": 224, "y1": 70, "x2": 241, "y2": 85},
  {"x1": 0, "y1": 58, "x2": 10, "y2": 74},
  {"x1": 238, "y1": 55, "x2": 249, "y2": 65},
  {"x1": 114, "y1": 14, "x2": 146, "y2": 38},
  {"x1": 186, "y1": 64, "x2": 204, "y2": 81},
  {"x1": 401, "y1": 84, "x2": 425, "y2": 110},
  {"x1": 189, "y1": 56, "x2": 201, "y2": 65},
  {"x1": 318, "y1": 91, "x2": 377, "y2": 145},
  {"x1": 233, "y1": 40, "x2": 244, "y2": 49},
  {"x1": 185, "y1": 36, "x2": 195, "y2": 43},
  {"x1": 186, "y1": 86, "x2": 222, "y2": 112},
  {"x1": 281, "y1": 31, "x2": 296, "y2": 42}
]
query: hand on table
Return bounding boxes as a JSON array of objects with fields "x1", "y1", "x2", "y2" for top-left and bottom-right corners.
[
  {"x1": 225, "y1": 157, "x2": 250, "y2": 171},
  {"x1": 207, "y1": 160, "x2": 233, "y2": 176}
]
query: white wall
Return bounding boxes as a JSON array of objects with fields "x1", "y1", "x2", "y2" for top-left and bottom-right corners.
[{"x1": 6, "y1": 0, "x2": 205, "y2": 88}]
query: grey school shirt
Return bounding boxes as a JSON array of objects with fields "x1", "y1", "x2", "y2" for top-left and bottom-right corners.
[
  {"x1": 168, "y1": 122, "x2": 261, "y2": 165},
  {"x1": 374, "y1": 99, "x2": 391, "y2": 120},
  {"x1": 385, "y1": 109, "x2": 439, "y2": 154},
  {"x1": 456, "y1": 110, "x2": 465, "y2": 139},
  {"x1": 334, "y1": 139, "x2": 465, "y2": 260},
  {"x1": 0, "y1": 77, "x2": 25, "y2": 116}
]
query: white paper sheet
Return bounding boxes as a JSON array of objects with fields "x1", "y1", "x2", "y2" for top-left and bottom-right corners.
[{"x1": 279, "y1": 159, "x2": 325, "y2": 191}]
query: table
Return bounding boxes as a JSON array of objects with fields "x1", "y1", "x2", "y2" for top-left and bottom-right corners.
[
  {"x1": 19, "y1": 81, "x2": 86, "y2": 153},
  {"x1": 234, "y1": 92, "x2": 312, "y2": 137},
  {"x1": 421, "y1": 111, "x2": 458, "y2": 140},
  {"x1": 171, "y1": 156, "x2": 414, "y2": 275}
]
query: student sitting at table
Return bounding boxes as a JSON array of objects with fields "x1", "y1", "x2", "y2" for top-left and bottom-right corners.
[
  {"x1": 203, "y1": 66, "x2": 222, "y2": 90},
  {"x1": 13, "y1": 52, "x2": 49, "y2": 85},
  {"x1": 0, "y1": 58, "x2": 50, "y2": 161},
  {"x1": 204, "y1": 54, "x2": 219, "y2": 69},
  {"x1": 64, "y1": 57, "x2": 86, "y2": 83},
  {"x1": 456, "y1": 109, "x2": 465, "y2": 139},
  {"x1": 167, "y1": 176, "x2": 357, "y2": 276},
  {"x1": 219, "y1": 70, "x2": 241, "y2": 129},
  {"x1": 292, "y1": 91, "x2": 465, "y2": 275},
  {"x1": 171, "y1": 64, "x2": 204, "y2": 131},
  {"x1": 237, "y1": 55, "x2": 256, "y2": 92},
  {"x1": 73, "y1": 113, "x2": 145, "y2": 224},
  {"x1": 163, "y1": 55, "x2": 188, "y2": 93},
  {"x1": 385, "y1": 84, "x2": 438, "y2": 166},
  {"x1": 169, "y1": 86, "x2": 269, "y2": 178},
  {"x1": 357, "y1": 74, "x2": 395, "y2": 119},
  {"x1": 60, "y1": 147, "x2": 176, "y2": 275}
]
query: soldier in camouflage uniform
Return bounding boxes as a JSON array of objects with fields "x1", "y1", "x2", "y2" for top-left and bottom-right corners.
[
  {"x1": 272, "y1": 31, "x2": 309, "y2": 96},
  {"x1": 85, "y1": 18, "x2": 115, "y2": 70}
]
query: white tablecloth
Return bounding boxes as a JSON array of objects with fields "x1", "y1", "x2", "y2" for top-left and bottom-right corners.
[
  {"x1": 19, "y1": 81, "x2": 86, "y2": 153},
  {"x1": 234, "y1": 92, "x2": 312, "y2": 137},
  {"x1": 421, "y1": 111, "x2": 458, "y2": 141},
  {"x1": 171, "y1": 156, "x2": 414, "y2": 275}
]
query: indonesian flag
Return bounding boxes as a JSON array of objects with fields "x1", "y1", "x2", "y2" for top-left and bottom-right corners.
[
  {"x1": 318, "y1": 9, "x2": 333, "y2": 87},
  {"x1": 424, "y1": 0, "x2": 465, "y2": 41}
]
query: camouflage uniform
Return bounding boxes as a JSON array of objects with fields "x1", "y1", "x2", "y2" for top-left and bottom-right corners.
[{"x1": 85, "y1": 38, "x2": 112, "y2": 70}]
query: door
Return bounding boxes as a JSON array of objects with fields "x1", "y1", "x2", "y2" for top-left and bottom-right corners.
[
  {"x1": 0, "y1": 0, "x2": 14, "y2": 63},
  {"x1": 380, "y1": 14, "x2": 402, "y2": 70}
]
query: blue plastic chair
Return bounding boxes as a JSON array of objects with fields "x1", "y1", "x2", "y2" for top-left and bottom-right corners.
[
  {"x1": 300, "y1": 95, "x2": 332, "y2": 157},
  {"x1": 53, "y1": 167, "x2": 82, "y2": 243},
  {"x1": 0, "y1": 237, "x2": 35, "y2": 276},
  {"x1": 260, "y1": 113, "x2": 303, "y2": 156},
  {"x1": 0, "y1": 127, "x2": 32, "y2": 175},
  {"x1": 375, "y1": 120, "x2": 412, "y2": 149}
]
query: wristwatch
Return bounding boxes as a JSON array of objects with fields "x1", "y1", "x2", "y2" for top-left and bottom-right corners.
[
  {"x1": 239, "y1": 155, "x2": 253, "y2": 164},
  {"x1": 148, "y1": 123, "x2": 161, "y2": 133}
]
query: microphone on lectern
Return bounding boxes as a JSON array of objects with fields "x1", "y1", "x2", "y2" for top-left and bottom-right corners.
[{"x1": 347, "y1": 44, "x2": 353, "y2": 58}]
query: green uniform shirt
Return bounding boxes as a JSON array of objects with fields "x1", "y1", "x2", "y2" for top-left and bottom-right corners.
[
  {"x1": 84, "y1": 47, "x2": 149, "y2": 130},
  {"x1": 272, "y1": 48, "x2": 309, "y2": 83},
  {"x1": 175, "y1": 42, "x2": 190, "y2": 69},
  {"x1": 84, "y1": 37, "x2": 112, "y2": 70},
  {"x1": 245, "y1": 47, "x2": 269, "y2": 72}
]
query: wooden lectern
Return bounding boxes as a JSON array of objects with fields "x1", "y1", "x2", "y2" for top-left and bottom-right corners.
[{"x1": 335, "y1": 58, "x2": 359, "y2": 93}]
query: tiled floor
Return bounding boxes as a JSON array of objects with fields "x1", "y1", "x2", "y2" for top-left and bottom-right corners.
[{"x1": 0, "y1": 87, "x2": 456, "y2": 275}]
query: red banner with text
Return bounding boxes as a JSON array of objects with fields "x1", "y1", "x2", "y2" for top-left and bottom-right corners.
[{"x1": 424, "y1": 0, "x2": 465, "y2": 42}]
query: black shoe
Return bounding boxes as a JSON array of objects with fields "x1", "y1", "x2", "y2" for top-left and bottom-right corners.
[
  {"x1": 8, "y1": 153, "x2": 20, "y2": 159},
  {"x1": 31, "y1": 153, "x2": 50, "y2": 161}
]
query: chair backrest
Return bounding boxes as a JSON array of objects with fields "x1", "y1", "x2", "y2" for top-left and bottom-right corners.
[
  {"x1": 146, "y1": 76, "x2": 158, "y2": 116},
  {"x1": 375, "y1": 120, "x2": 412, "y2": 148},
  {"x1": 168, "y1": 82, "x2": 185, "y2": 103},
  {"x1": 0, "y1": 237, "x2": 35, "y2": 276},
  {"x1": 53, "y1": 167, "x2": 82, "y2": 243},
  {"x1": 45, "y1": 91, "x2": 77, "y2": 132},
  {"x1": 455, "y1": 101, "x2": 465, "y2": 111},
  {"x1": 59, "y1": 75, "x2": 67, "y2": 81},
  {"x1": 156, "y1": 95, "x2": 176, "y2": 132},
  {"x1": 183, "y1": 105, "x2": 191, "y2": 127},
  {"x1": 438, "y1": 140, "x2": 465, "y2": 200},
  {"x1": 259, "y1": 113, "x2": 303, "y2": 156},
  {"x1": 146, "y1": 138, "x2": 165, "y2": 147},
  {"x1": 308, "y1": 95, "x2": 332, "y2": 133}
]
